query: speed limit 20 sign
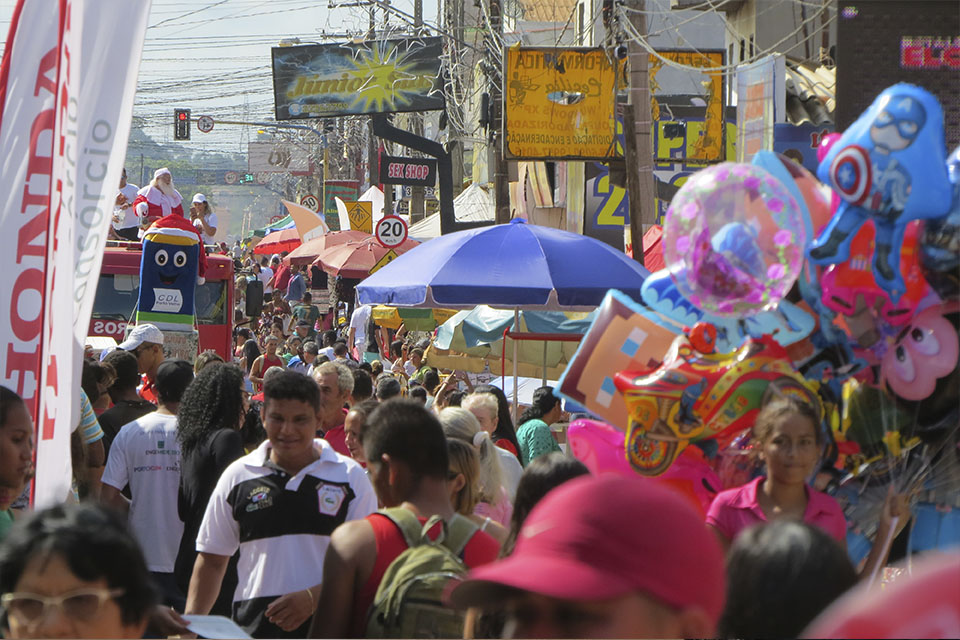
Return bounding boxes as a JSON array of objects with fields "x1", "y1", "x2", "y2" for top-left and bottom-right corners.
[{"x1": 376, "y1": 215, "x2": 408, "y2": 248}]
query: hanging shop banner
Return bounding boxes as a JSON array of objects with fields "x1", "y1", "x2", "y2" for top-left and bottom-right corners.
[
  {"x1": 324, "y1": 180, "x2": 360, "y2": 229},
  {"x1": 272, "y1": 37, "x2": 444, "y2": 119},
  {"x1": 248, "y1": 141, "x2": 312, "y2": 173},
  {"x1": 735, "y1": 53, "x2": 786, "y2": 163},
  {"x1": 504, "y1": 47, "x2": 624, "y2": 160},
  {"x1": 379, "y1": 155, "x2": 438, "y2": 186},
  {"x1": 649, "y1": 50, "x2": 725, "y2": 163}
]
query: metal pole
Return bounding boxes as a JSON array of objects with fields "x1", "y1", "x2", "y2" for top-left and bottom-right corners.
[
  {"x1": 512, "y1": 307, "x2": 519, "y2": 425},
  {"x1": 541, "y1": 340, "x2": 547, "y2": 386},
  {"x1": 410, "y1": 0, "x2": 426, "y2": 224},
  {"x1": 489, "y1": 0, "x2": 510, "y2": 223},
  {"x1": 625, "y1": 0, "x2": 657, "y2": 261}
]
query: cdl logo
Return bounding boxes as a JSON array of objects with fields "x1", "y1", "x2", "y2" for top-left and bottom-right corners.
[{"x1": 92, "y1": 320, "x2": 128, "y2": 336}]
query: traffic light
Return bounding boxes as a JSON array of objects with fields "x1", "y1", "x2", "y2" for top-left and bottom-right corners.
[
  {"x1": 174, "y1": 108, "x2": 191, "y2": 140},
  {"x1": 239, "y1": 173, "x2": 255, "y2": 184}
]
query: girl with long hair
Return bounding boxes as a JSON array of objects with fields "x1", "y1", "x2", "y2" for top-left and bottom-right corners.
[{"x1": 175, "y1": 363, "x2": 247, "y2": 616}]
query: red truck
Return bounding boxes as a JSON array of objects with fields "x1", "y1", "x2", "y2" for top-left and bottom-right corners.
[{"x1": 89, "y1": 242, "x2": 235, "y2": 360}]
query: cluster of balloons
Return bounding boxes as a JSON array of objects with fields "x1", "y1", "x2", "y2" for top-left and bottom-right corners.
[{"x1": 568, "y1": 85, "x2": 959, "y2": 549}]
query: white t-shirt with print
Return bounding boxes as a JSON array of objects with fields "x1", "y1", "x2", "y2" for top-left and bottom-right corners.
[{"x1": 101, "y1": 412, "x2": 183, "y2": 573}]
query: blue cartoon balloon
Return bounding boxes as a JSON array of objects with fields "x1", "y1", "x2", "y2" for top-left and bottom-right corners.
[
  {"x1": 810, "y1": 84, "x2": 952, "y2": 302},
  {"x1": 136, "y1": 224, "x2": 200, "y2": 331}
]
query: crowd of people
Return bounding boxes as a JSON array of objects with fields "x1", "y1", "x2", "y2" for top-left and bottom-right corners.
[
  {"x1": 1, "y1": 314, "x2": 946, "y2": 639},
  {"x1": 0, "y1": 167, "x2": 952, "y2": 640}
]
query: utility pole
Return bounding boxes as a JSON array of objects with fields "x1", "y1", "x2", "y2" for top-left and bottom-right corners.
[
  {"x1": 623, "y1": 0, "x2": 656, "y2": 265},
  {"x1": 489, "y1": 0, "x2": 509, "y2": 222},
  {"x1": 410, "y1": 0, "x2": 426, "y2": 224},
  {"x1": 368, "y1": 3, "x2": 378, "y2": 196}
]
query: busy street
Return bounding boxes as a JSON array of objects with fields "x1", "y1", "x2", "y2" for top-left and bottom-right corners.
[{"x1": 0, "y1": 0, "x2": 958, "y2": 638}]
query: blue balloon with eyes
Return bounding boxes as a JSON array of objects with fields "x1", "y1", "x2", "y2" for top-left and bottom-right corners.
[
  {"x1": 136, "y1": 227, "x2": 200, "y2": 331},
  {"x1": 810, "y1": 84, "x2": 952, "y2": 302}
]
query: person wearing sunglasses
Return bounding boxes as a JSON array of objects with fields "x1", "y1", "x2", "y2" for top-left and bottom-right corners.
[{"x1": 0, "y1": 503, "x2": 156, "y2": 638}]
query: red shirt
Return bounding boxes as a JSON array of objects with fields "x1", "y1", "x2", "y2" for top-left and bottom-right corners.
[
  {"x1": 349, "y1": 512, "x2": 500, "y2": 637},
  {"x1": 322, "y1": 420, "x2": 350, "y2": 458},
  {"x1": 494, "y1": 438, "x2": 518, "y2": 457},
  {"x1": 706, "y1": 476, "x2": 847, "y2": 543},
  {"x1": 272, "y1": 264, "x2": 291, "y2": 292},
  {"x1": 138, "y1": 375, "x2": 158, "y2": 404}
]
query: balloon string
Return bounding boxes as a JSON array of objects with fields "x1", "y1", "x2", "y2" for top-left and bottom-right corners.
[{"x1": 867, "y1": 515, "x2": 899, "y2": 589}]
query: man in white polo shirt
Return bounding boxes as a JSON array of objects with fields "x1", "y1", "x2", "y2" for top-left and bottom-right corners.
[{"x1": 185, "y1": 369, "x2": 376, "y2": 638}]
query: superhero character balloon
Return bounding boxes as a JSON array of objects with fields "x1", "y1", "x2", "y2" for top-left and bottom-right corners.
[
  {"x1": 810, "y1": 84, "x2": 953, "y2": 302},
  {"x1": 614, "y1": 326, "x2": 819, "y2": 476},
  {"x1": 136, "y1": 220, "x2": 202, "y2": 331}
]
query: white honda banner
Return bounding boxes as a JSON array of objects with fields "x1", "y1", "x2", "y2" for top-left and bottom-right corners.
[{"x1": 0, "y1": 0, "x2": 150, "y2": 506}]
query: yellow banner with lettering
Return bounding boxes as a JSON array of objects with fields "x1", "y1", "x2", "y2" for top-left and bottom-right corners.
[{"x1": 504, "y1": 47, "x2": 625, "y2": 160}]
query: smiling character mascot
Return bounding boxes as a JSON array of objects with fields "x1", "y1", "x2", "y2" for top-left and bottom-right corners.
[{"x1": 136, "y1": 214, "x2": 208, "y2": 331}]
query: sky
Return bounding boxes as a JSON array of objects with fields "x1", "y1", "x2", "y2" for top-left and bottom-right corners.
[
  {"x1": 0, "y1": 0, "x2": 738, "y2": 160},
  {"x1": 0, "y1": 0, "x2": 440, "y2": 156}
]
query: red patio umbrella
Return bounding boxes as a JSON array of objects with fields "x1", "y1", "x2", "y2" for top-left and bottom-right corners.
[
  {"x1": 285, "y1": 230, "x2": 371, "y2": 265},
  {"x1": 313, "y1": 236, "x2": 420, "y2": 279},
  {"x1": 253, "y1": 228, "x2": 301, "y2": 255}
]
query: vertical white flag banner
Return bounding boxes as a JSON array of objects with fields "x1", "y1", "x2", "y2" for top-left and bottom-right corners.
[
  {"x1": 0, "y1": 0, "x2": 151, "y2": 506},
  {"x1": 0, "y1": 0, "x2": 68, "y2": 505},
  {"x1": 71, "y1": 0, "x2": 152, "y2": 343}
]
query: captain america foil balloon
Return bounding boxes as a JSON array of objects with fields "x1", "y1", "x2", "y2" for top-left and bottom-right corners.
[{"x1": 809, "y1": 84, "x2": 952, "y2": 302}]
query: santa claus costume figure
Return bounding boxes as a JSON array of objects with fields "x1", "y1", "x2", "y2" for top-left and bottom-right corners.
[{"x1": 134, "y1": 167, "x2": 184, "y2": 233}]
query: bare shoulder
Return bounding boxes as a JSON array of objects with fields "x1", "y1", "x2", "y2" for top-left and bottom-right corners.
[{"x1": 330, "y1": 517, "x2": 376, "y2": 557}]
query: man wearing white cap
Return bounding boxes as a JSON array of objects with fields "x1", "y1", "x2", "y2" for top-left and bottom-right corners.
[
  {"x1": 190, "y1": 193, "x2": 218, "y2": 245},
  {"x1": 133, "y1": 168, "x2": 184, "y2": 232},
  {"x1": 118, "y1": 324, "x2": 166, "y2": 405}
]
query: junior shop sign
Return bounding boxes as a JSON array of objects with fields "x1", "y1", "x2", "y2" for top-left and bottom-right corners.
[{"x1": 379, "y1": 155, "x2": 437, "y2": 187}]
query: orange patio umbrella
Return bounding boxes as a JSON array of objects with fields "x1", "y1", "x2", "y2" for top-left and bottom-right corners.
[
  {"x1": 313, "y1": 236, "x2": 420, "y2": 279},
  {"x1": 252, "y1": 228, "x2": 301, "y2": 255},
  {"x1": 285, "y1": 230, "x2": 371, "y2": 265}
]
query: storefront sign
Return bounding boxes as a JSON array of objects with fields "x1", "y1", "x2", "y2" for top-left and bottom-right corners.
[
  {"x1": 504, "y1": 47, "x2": 624, "y2": 160},
  {"x1": 272, "y1": 37, "x2": 444, "y2": 119},
  {"x1": 379, "y1": 155, "x2": 437, "y2": 186}
]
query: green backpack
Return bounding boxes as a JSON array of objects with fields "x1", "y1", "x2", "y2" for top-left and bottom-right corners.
[{"x1": 365, "y1": 508, "x2": 479, "y2": 639}]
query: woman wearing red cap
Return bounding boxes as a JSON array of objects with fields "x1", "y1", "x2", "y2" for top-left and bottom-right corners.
[{"x1": 706, "y1": 396, "x2": 909, "y2": 579}]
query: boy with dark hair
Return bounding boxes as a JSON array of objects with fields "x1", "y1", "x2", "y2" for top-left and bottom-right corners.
[
  {"x1": 186, "y1": 369, "x2": 376, "y2": 638},
  {"x1": 99, "y1": 349, "x2": 157, "y2": 456},
  {"x1": 375, "y1": 375, "x2": 402, "y2": 402},
  {"x1": 350, "y1": 369, "x2": 373, "y2": 404},
  {"x1": 309, "y1": 400, "x2": 499, "y2": 638}
]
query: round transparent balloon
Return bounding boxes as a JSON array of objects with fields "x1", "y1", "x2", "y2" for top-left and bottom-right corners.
[{"x1": 663, "y1": 163, "x2": 807, "y2": 317}]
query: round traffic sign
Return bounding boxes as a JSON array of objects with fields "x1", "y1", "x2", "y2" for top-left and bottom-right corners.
[
  {"x1": 376, "y1": 215, "x2": 408, "y2": 248},
  {"x1": 197, "y1": 115, "x2": 215, "y2": 133},
  {"x1": 300, "y1": 193, "x2": 320, "y2": 212},
  {"x1": 224, "y1": 171, "x2": 238, "y2": 185}
]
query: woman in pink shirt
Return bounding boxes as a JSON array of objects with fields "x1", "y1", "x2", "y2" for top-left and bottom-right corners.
[{"x1": 707, "y1": 396, "x2": 908, "y2": 576}]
